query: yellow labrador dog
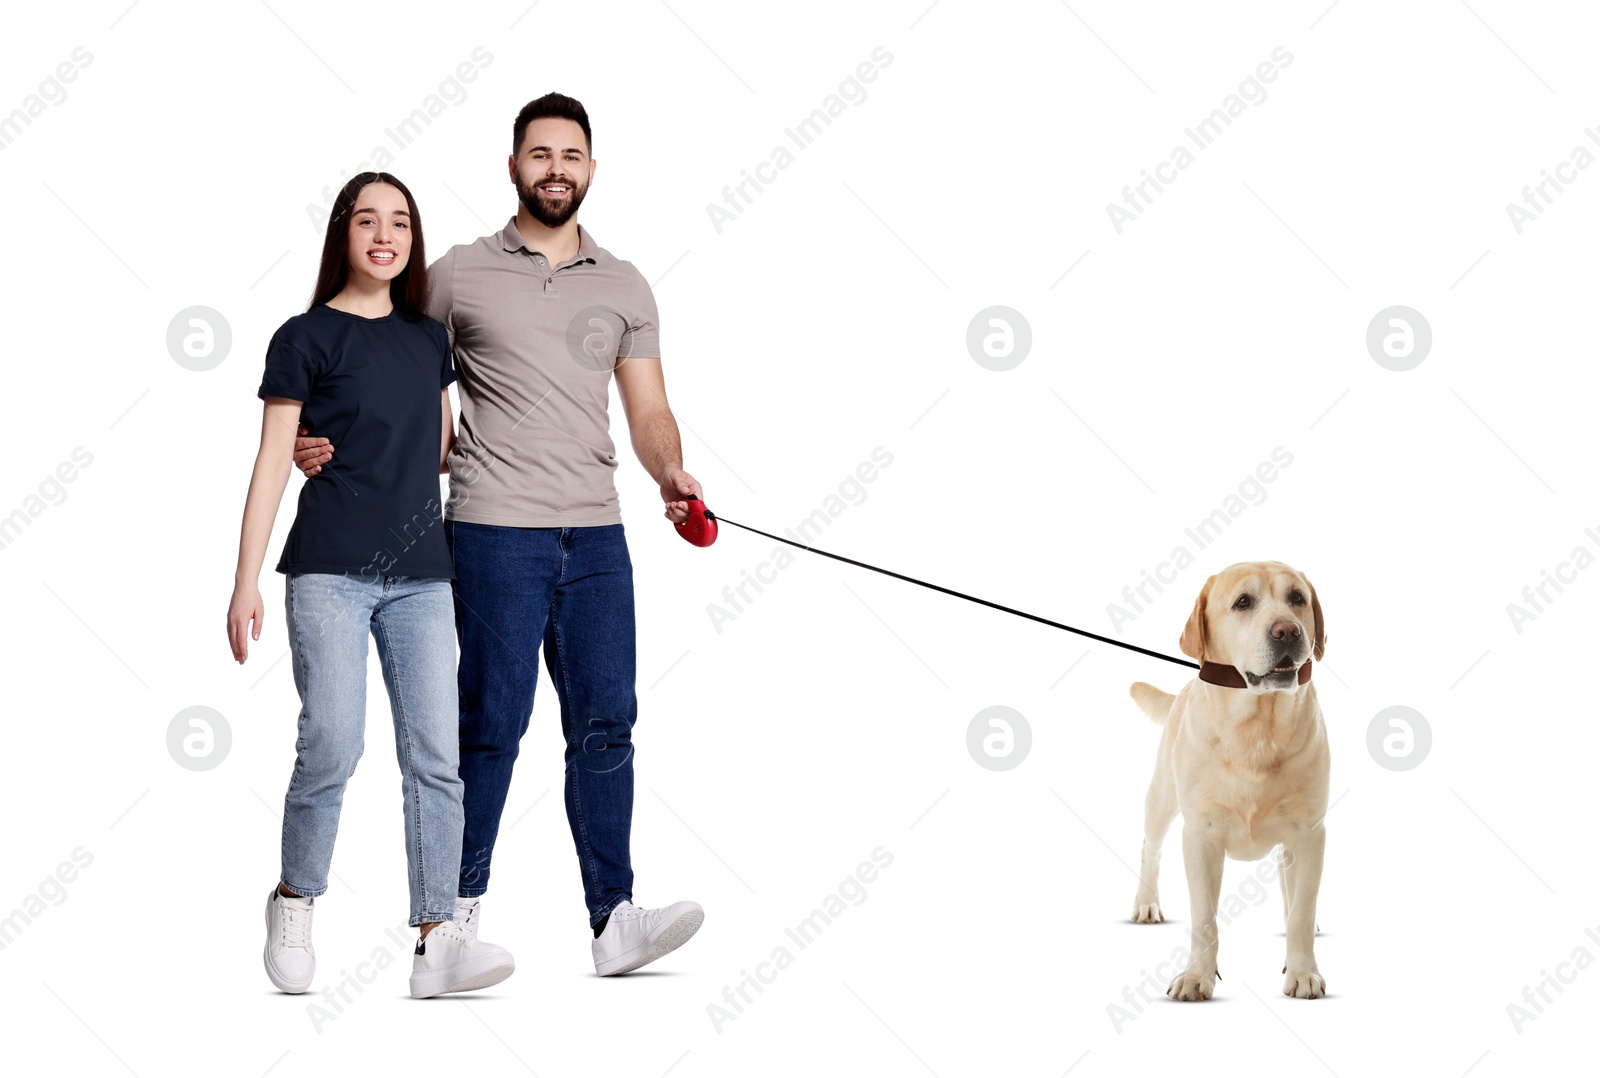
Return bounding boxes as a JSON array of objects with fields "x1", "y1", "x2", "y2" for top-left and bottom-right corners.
[{"x1": 1128, "y1": 560, "x2": 1329, "y2": 1001}]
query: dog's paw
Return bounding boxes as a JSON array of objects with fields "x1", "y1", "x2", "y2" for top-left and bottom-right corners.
[
  {"x1": 1167, "y1": 968, "x2": 1216, "y2": 1001},
  {"x1": 1132, "y1": 901, "x2": 1164, "y2": 924},
  {"x1": 1282, "y1": 966, "x2": 1326, "y2": 999}
]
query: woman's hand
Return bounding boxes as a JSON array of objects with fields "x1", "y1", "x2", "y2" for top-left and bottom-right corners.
[{"x1": 228, "y1": 582, "x2": 265, "y2": 663}]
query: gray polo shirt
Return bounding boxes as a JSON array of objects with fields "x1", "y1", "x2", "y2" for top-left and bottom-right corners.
[{"x1": 426, "y1": 217, "x2": 661, "y2": 527}]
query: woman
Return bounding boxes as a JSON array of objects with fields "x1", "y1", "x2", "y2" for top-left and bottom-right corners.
[{"x1": 227, "y1": 171, "x2": 514, "y2": 999}]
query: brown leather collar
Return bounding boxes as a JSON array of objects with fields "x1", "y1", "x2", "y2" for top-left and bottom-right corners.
[{"x1": 1197, "y1": 660, "x2": 1312, "y2": 688}]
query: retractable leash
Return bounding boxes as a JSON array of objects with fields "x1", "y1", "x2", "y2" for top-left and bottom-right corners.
[
  {"x1": 677, "y1": 495, "x2": 1317, "y2": 686},
  {"x1": 671, "y1": 494, "x2": 1220, "y2": 675}
]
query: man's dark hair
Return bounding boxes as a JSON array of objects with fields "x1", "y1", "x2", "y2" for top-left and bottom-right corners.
[{"x1": 513, "y1": 93, "x2": 592, "y2": 158}]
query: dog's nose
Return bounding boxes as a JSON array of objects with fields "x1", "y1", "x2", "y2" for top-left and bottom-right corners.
[{"x1": 1271, "y1": 620, "x2": 1302, "y2": 642}]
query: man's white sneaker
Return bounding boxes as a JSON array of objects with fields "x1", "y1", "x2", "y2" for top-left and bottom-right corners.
[
  {"x1": 592, "y1": 899, "x2": 704, "y2": 976},
  {"x1": 263, "y1": 888, "x2": 315, "y2": 994},
  {"x1": 453, "y1": 897, "x2": 480, "y2": 940},
  {"x1": 409, "y1": 919, "x2": 515, "y2": 998}
]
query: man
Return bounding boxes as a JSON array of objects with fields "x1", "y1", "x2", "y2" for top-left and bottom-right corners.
[{"x1": 294, "y1": 93, "x2": 704, "y2": 976}]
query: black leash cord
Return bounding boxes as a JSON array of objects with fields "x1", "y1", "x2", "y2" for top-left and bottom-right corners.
[{"x1": 708, "y1": 513, "x2": 1200, "y2": 671}]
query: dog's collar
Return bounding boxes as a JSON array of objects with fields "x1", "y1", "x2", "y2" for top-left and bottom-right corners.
[{"x1": 1197, "y1": 660, "x2": 1312, "y2": 689}]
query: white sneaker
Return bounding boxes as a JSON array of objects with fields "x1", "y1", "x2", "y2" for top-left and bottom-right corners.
[
  {"x1": 409, "y1": 919, "x2": 515, "y2": 998},
  {"x1": 592, "y1": 899, "x2": 704, "y2": 976},
  {"x1": 453, "y1": 897, "x2": 480, "y2": 939},
  {"x1": 263, "y1": 888, "x2": 315, "y2": 994}
]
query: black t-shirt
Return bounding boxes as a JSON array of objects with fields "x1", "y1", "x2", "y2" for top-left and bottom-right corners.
[{"x1": 257, "y1": 303, "x2": 456, "y2": 580}]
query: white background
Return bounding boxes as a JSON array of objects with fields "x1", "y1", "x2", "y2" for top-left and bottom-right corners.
[{"x1": 1, "y1": 0, "x2": 1595, "y2": 1074}]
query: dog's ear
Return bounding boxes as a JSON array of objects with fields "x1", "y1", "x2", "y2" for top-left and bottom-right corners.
[
  {"x1": 1305, "y1": 574, "x2": 1326, "y2": 661},
  {"x1": 1179, "y1": 575, "x2": 1215, "y2": 662}
]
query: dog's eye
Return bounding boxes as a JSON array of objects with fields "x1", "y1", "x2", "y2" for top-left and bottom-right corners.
[
  {"x1": 1289, "y1": 590, "x2": 1305, "y2": 605},
  {"x1": 1232, "y1": 594, "x2": 1253, "y2": 610}
]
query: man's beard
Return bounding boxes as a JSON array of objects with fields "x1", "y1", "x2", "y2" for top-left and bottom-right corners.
[{"x1": 517, "y1": 176, "x2": 587, "y2": 227}]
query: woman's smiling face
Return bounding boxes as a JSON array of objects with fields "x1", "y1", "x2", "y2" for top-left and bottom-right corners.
[{"x1": 345, "y1": 181, "x2": 412, "y2": 284}]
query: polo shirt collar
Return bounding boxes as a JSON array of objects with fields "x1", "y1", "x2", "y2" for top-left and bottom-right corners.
[{"x1": 499, "y1": 216, "x2": 600, "y2": 266}]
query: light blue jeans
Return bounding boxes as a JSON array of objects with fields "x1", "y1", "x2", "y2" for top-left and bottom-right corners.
[{"x1": 279, "y1": 572, "x2": 462, "y2": 926}]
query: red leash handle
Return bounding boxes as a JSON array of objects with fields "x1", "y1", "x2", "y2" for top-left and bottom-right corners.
[{"x1": 674, "y1": 493, "x2": 717, "y2": 547}]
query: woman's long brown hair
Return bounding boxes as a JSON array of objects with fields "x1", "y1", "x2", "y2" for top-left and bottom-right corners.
[{"x1": 309, "y1": 171, "x2": 429, "y2": 319}]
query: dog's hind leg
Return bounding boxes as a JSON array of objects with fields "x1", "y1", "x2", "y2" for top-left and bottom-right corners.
[{"x1": 1132, "y1": 753, "x2": 1177, "y2": 923}]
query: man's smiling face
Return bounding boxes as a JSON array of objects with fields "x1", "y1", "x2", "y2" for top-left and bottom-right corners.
[{"x1": 512, "y1": 116, "x2": 594, "y2": 228}]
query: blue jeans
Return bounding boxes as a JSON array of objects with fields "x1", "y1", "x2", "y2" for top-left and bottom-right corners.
[
  {"x1": 279, "y1": 572, "x2": 463, "y2": 927},
  {"x1": 444, "y1": 520, "x2": 637, "y2": 927}
]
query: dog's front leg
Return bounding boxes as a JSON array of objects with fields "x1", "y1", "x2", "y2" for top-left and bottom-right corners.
[
  {"x1": 1168, "y1": 821, "x2": 1226, "y2": 1001},
  {"x1": 1281, "y1": 825, "x2": 1327, "y2": 999}
]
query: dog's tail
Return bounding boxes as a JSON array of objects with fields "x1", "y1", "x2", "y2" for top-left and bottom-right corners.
[{"x1": 1129, "y1": 682, "x2": 1176, "y2": 725}]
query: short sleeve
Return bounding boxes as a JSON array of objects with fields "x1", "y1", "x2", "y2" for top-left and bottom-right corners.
[
  {"x1": 619, "y1": 272, "x2": 660, "y2": 360},
  {"x1": 436, "y1": 319, "x2": 456, "y2": 389},
  {"x1": 425, "y1": 248, "x2": 456, "y2": 350},
  {"x1": 257, "y1": 329, "x2": 316, "y2": 402}
]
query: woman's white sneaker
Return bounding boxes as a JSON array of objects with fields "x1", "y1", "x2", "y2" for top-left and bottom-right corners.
[
  {"x1": 453, "y1": 897, "x2": 480, "y2": 939},
  {"x1": 592, "y1": 899, "x2": 705, "y2": 976},
  {"x1": 263, "y1": 888, "x2": 316, "y2": 994},
  {"x1": 409, "y1": 919, "x2": 515, "y2": 998}
]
